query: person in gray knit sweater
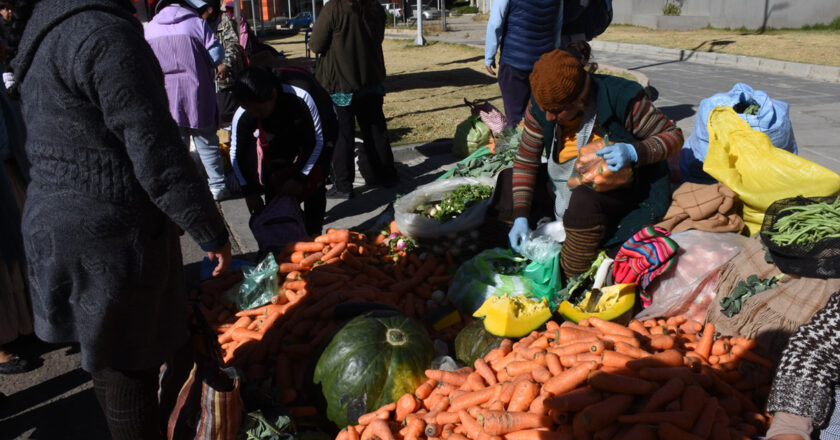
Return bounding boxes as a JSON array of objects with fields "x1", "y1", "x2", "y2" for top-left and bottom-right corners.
[
  {"x1": 13, "y1": 0, "x2": 231, "y2": 438},
  {"x1": 766, "y1": 290, "x2": 840, "y2": 439}
]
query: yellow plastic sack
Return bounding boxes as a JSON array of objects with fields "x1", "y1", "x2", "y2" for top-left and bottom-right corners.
[{"x1": 703, "y1": 107, "x2": 840, "y2": 234}]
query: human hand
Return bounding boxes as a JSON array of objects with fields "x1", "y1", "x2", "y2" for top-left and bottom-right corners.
[
  {"x1": 596, "y1": 142, "x2": 637, "y2": 172},
  {"x1": 508, "y1": 217, "x2": 529, "y2": 253},
  {"x1": 207, "y1": 241, "x2": 232, "y2": 277},
  {"x1": 216, "y1": 64, "x2": 230, "y2": 80},
  {"x1": 485, "y1": 60, "x2": 497, "y2": 76},
  {"x1": 3, "y1": 72, "x2": 14, "y2": 90}
]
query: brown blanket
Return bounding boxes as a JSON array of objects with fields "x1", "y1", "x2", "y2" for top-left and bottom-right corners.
[
  {"x1": 657, "y1": 183, "x2": 745, "y2": 234},
  {"x1": 705, "y1": 236, "x2": 840, "y2": 363}
]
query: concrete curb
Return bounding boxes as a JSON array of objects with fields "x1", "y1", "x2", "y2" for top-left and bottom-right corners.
[{"x1": 590, "y1": 40, "x2": 840, "y2": 83}]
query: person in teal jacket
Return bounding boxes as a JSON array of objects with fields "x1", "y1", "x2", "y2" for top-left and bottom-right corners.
[{"x1": 506, "y1": 43, "x2": 684, "y2": 277}]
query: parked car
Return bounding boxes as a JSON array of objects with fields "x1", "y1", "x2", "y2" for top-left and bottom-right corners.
[
  {"x1": 382, "y1": 2, "x2": 403, "y2": 18},
  {"x1": 408, "y1": 3, "x2": 440, "y2": 20},
  {"x1": 281, "y1": 12, "x2": 313, "y2": 30}
]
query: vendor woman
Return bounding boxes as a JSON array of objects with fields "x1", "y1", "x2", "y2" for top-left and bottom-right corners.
[{"x1": 507, "y1": 42, "x2": 683, "y2": 277}]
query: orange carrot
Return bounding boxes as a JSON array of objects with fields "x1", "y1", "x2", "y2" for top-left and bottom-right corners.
[
  {"x1": 588, "y1": 317, "x2": 636, "y2": 338},
  {"x1": 558, "y1": 353, "x2": 602, "y2": 368},
  {"x1": 288, "y1": 406, "x2": 317, "y2": 417},
  {"x1": 426, "y1": 369, "x2": 468, "y2": 387},
  {"x1": 415, "y1": 379, "x2": 436, "y2": 400},
  {"x1": 321, "y1": 241, "x2": 347, "y2": 261},
  {"x1": 647, "y1": 334, "x2": 675, "y2": 350},
  {"x1": 657, "y1": 422, "x2": 703, "y2": 440},
  {"x1": 711, "y1": 339, "x2": 731, "y2": 356},
  {"x1": 553, "y1": 340, "x2": 606, "y2": 357},
  {"x1": 681, "y1": 384, "x2": 707, "y2": 421},
  {"x1": 531, "y1": 364, "x2": 552, "y2": 384},
  {"x1": 731, "y1": 344, "x2": 773, "y2": 368},
  {"x1": 614, "y1": 424, "x2": 656, "y2": 440},
  {"x1": 476, "y1": 411, "x2": 552, "y2": 436},
  {"x1": 600, "y1": 351, "x2": 634, "y2": 369},
  {"x1": 278, "y1": 262, "x2": 301, "y2": 273},
  {"x1": 544, "y1": 386, "x2": 602, "y2": 412},
  {"x1": 467, "y1": 371, "x2": 487, "y2": 391},
  {"x1": 578, "y1": 394, "x2": 634, "y2": 431},
  {"x1": 543, "y1": 362, "x2": 598, "y2": 395},
  {"x1": 458, "y1": 410, "x2": 489, "y2": 440},
  {"x1": 437, "y1": 412, "x2": 461, "y2": 425},
  {"x1": 642, "y1": 376, "x2": 684, "y2": 412},
  {"x1": 593, "y1": 423, "x2": 620, "y2": 440},
  {"x1": 450, "y1": 386, "x2": 499, "y2": 412},
  {"x1": 626, "y1": 349, "x2": 683, "y2": 369},
  {"x1": 395, "y1": 393, "x2": 420, "y2": 422},
  {"x1": 230, "y1": 326, "x2": 263, "y2": 342},
  {"x1": 588, "y1": 371, "x2": 655, "y2": 395},
  {"x1": 506, "y1": 361, "x2": 536, "y2": 377},
  {"x1": 691, "y1": 396, "x2": 718, "y2": 438},
  {"x1": 695, "y1": 323, "x2": 715, "y2": 359},
  {"x1": 544, "y1": 353, "x2": 562, "y2": 376},
  {"x1": 503, "y1": 429, "x2": 571, "y2": 440},
  {"x1": 617, "y1": 411, "x2": 695, "y2": 431},
  {"x1": 507, "y1": 380, "x2": 540, "y2": 412},
  {"x1": 638, "y1": 366, "x2": 694, "y2": 382},
  {"x1": 475, "y1": 359, "x2": 498, "y2": 386},
  {"x1": 361, "y1": 419, "x2": 395, "y2": 440},
  {"x1": 598, "y1": 334, "x2": 640, "y2": 348},
  {"x1": 613, "y1": 341, "x2": 651, "y2": 359},
  {"x1": 627, "y1": 320, "x2": 650, "y2": 337},
  {"x1": 404, "y1": 415, "x2": 425, "y2": 440}
]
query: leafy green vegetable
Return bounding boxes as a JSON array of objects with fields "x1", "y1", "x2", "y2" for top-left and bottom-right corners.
[
  {"x1": 554, "y1": 251, "x2": 608, "y2": 305},
  {"x1": 240, "y1": 409, "x2": 295, "y2": 440},
  {"x1": 765, "y1": 197, "x2": 840, "y2": 247},
  {"x1": 719, "y1": 273, "x2": 784, "y2": 317},
  {"x1": 415, "y1": 184, "x2": 493, "y2": 223}
]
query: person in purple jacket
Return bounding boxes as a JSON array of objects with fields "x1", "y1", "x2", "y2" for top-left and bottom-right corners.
[{"x1": 146, "y1": 0, "x2": 231, "y2": 200}]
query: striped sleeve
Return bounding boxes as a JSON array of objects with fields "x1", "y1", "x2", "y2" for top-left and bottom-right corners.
[
  {"x1": 624, "y1": 91, "x2": 684, "y2": 166},
  {"x1": 512, "y1": 100, "x2": 548, "y2": 219},
  {"x1": 281, "y1": 83, "x2": 324, "y2": 176}
]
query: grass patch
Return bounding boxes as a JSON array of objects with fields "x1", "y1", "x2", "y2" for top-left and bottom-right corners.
[
  {"x1": 800, "y1": 16, "x2": 840, "y2": 31},
  {"x1": 264, "y1": 33, "x2": 500, "y2": 146},
  {"x1": 451, "y1": 5, "x2": 479, "y2": 14},
  {"x1": 596, "y1": 25, "x2": 840, "y2": 66}
]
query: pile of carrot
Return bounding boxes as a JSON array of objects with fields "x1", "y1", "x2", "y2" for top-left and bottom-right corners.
[
  {"x1": 194, "y1": 224, "x2": 460, "y2": 397},
  {"x1": 337, "y1": 316, "x2": 774, "y2": 440}
]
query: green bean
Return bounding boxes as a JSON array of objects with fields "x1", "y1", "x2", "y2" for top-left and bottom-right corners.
[{"x1": 766, "y1": 197, "x2": 840, "y2": 246}]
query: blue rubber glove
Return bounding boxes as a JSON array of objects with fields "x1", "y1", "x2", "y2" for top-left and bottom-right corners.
[
  {"x1": 596, "y1": 142, "x2": 638, "y2": 172},
  {"x1": 508, "y1": 217, "x2": 529, "y2": 253}
]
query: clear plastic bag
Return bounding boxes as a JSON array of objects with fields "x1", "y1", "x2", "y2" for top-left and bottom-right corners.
[
  {"x1": 567, "y1": 139, "x2": 633, "y2": 192},
  {"x1": 394, "y1": 176, "x2": 495, "y2": 239},
  {"x1": 225, "y1": 252, "x2": 279, "y2": 311},
  {"x1": 635, "y1": 230, "x2": 748, "y2": 321}
]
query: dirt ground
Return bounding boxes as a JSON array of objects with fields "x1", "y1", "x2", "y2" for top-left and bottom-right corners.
[{"x1": 597, "y1": 25, "x2": 840, "y2": 67}]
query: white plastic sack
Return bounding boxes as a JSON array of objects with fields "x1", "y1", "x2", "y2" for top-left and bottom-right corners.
[
  {"x1": 681, "y1": 83, "x2": 798, "y2": 184},
  {"x1": 635, "y1": 230, "x2": 748, "y2": 321},
  {"x1": 394, "y1": 176, "x2": 495, "y2": 239}
]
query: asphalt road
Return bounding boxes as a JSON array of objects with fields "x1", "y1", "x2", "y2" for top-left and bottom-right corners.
[{"x1": 2, "y1": 15, "x2": 839, "y2": 439}]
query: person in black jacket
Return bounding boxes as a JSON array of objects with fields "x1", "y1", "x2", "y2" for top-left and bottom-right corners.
[
  {"x1": 231, "y1": 66, "x2": 338, "y2": 245},
  {"x1": 310, "y1": 0, "x2": 398, "y2": 199},
  {"x1": 13, "y1": 0, "x2": 231, "y2": 437}
]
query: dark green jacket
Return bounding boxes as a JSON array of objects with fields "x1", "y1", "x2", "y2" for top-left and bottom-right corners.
[
  {"x1": 531, "y1": 74, "x2": 671, "y2": 248},
  {"x1": 310, "y1": 0, "x2": 386, "y2": 94}
]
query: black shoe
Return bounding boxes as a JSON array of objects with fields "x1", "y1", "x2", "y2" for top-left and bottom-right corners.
[
  {"x1": 326, "y1": 187, "x2": 353, "y2": 200},
  {"x1": 0, "y1": 355, "x2": 35, "y2": 375}
]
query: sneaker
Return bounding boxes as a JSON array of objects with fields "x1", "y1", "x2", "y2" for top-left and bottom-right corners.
[
  {"x1": 211, "y1": 187, "x2": 231, "y2": 201},
  {"x1": 0, "y1": 355, "x2": 35, "y2": 375},
  {"x1": 326, "y1": 187, "x2": 354, "y2": 200}
]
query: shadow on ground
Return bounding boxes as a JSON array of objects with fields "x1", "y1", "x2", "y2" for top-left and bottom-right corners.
[
  {"x1": 658, "y1": 104, "x2": 696, "y2": 123},
  {"x1": 385, "y1": 67, "x2": 496, "y2": 93}
]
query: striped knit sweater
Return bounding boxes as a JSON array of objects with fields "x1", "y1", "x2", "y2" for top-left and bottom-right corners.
[
  {"x1": 512, "y1": 78, "x2": 683, "y2": 219},
  {"x1": 767, "y1": 290, "x2": 840, "y2": 427}
]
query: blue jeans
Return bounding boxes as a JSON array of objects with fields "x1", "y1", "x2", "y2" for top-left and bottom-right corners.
[{"x1": 179, "y1": 127, "x2": 226, "y2": 192}]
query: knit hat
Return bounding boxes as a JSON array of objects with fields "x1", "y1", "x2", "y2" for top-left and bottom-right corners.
[{"x1": 529, "y1": 49, "x2": 586, "y2": 111}]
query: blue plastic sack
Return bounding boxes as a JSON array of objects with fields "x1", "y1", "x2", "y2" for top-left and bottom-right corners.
[{"x1": 681, "y1": 83, "x2": 797, "y2": 184}]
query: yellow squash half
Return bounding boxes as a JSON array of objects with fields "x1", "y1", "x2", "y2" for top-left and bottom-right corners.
[
  {"x1": 473, "y1": 294, "x2": 552, "y2": 337},
  {"x1": 558, "y1": 283, "x2": 636, "y2": 325}
]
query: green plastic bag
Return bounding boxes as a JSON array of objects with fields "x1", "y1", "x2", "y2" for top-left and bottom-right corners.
[
  {"x1": 226, "y1": 253, "x2": 279, "y2": 311},
  {"x1": 452, "y1": 115, "x2": 491, "y2": 159},
  {"x1": 447, "y1": 248, "x2": 563, "y2": 315},
  {"x1": 703, "y1": 107, "x2": 840, "y2": 235}
]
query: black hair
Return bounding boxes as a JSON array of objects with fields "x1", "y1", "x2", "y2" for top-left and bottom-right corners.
[
  {"x1": 232, "y1": 67, "x2": 277, "y2": 103},
  {"x1": 565, "y1": 40, "x2": 598, "y2": 73}
]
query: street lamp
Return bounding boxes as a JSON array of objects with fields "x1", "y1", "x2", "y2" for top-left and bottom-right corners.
[{"x1": 414, "y1": 0, "x2": 425, "y2": 45}]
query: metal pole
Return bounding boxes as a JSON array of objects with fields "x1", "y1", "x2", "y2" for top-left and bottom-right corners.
[
  {"x1": 440, "y1": 0, "x2": 446, "y2": 30},
  {"x1": 250, "y1": 0, "x2": 259, "y2": 34},
  {"x1": 312, "y1": 0, "x2": 317, "y2": 21},
  {"x1": 287, "y1": 0, "x2": 292, "y2": 19},
  {"x1": 414, "y1": 0, "x2": 425, "y2": 45},
  {"x1": 272, "y1": 0, "x2": 277, "y2": 23},
  {"x1": 234, "y1": 0, "x2": 242, "y2": 23}
]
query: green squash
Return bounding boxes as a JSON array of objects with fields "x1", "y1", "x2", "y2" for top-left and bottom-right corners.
[
  {"x1": 454, "y1": 319, "x2": 504, "y2": 367},
  {"x1": 313, "y1": 311, "x2": 434, "y2": 428}
]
